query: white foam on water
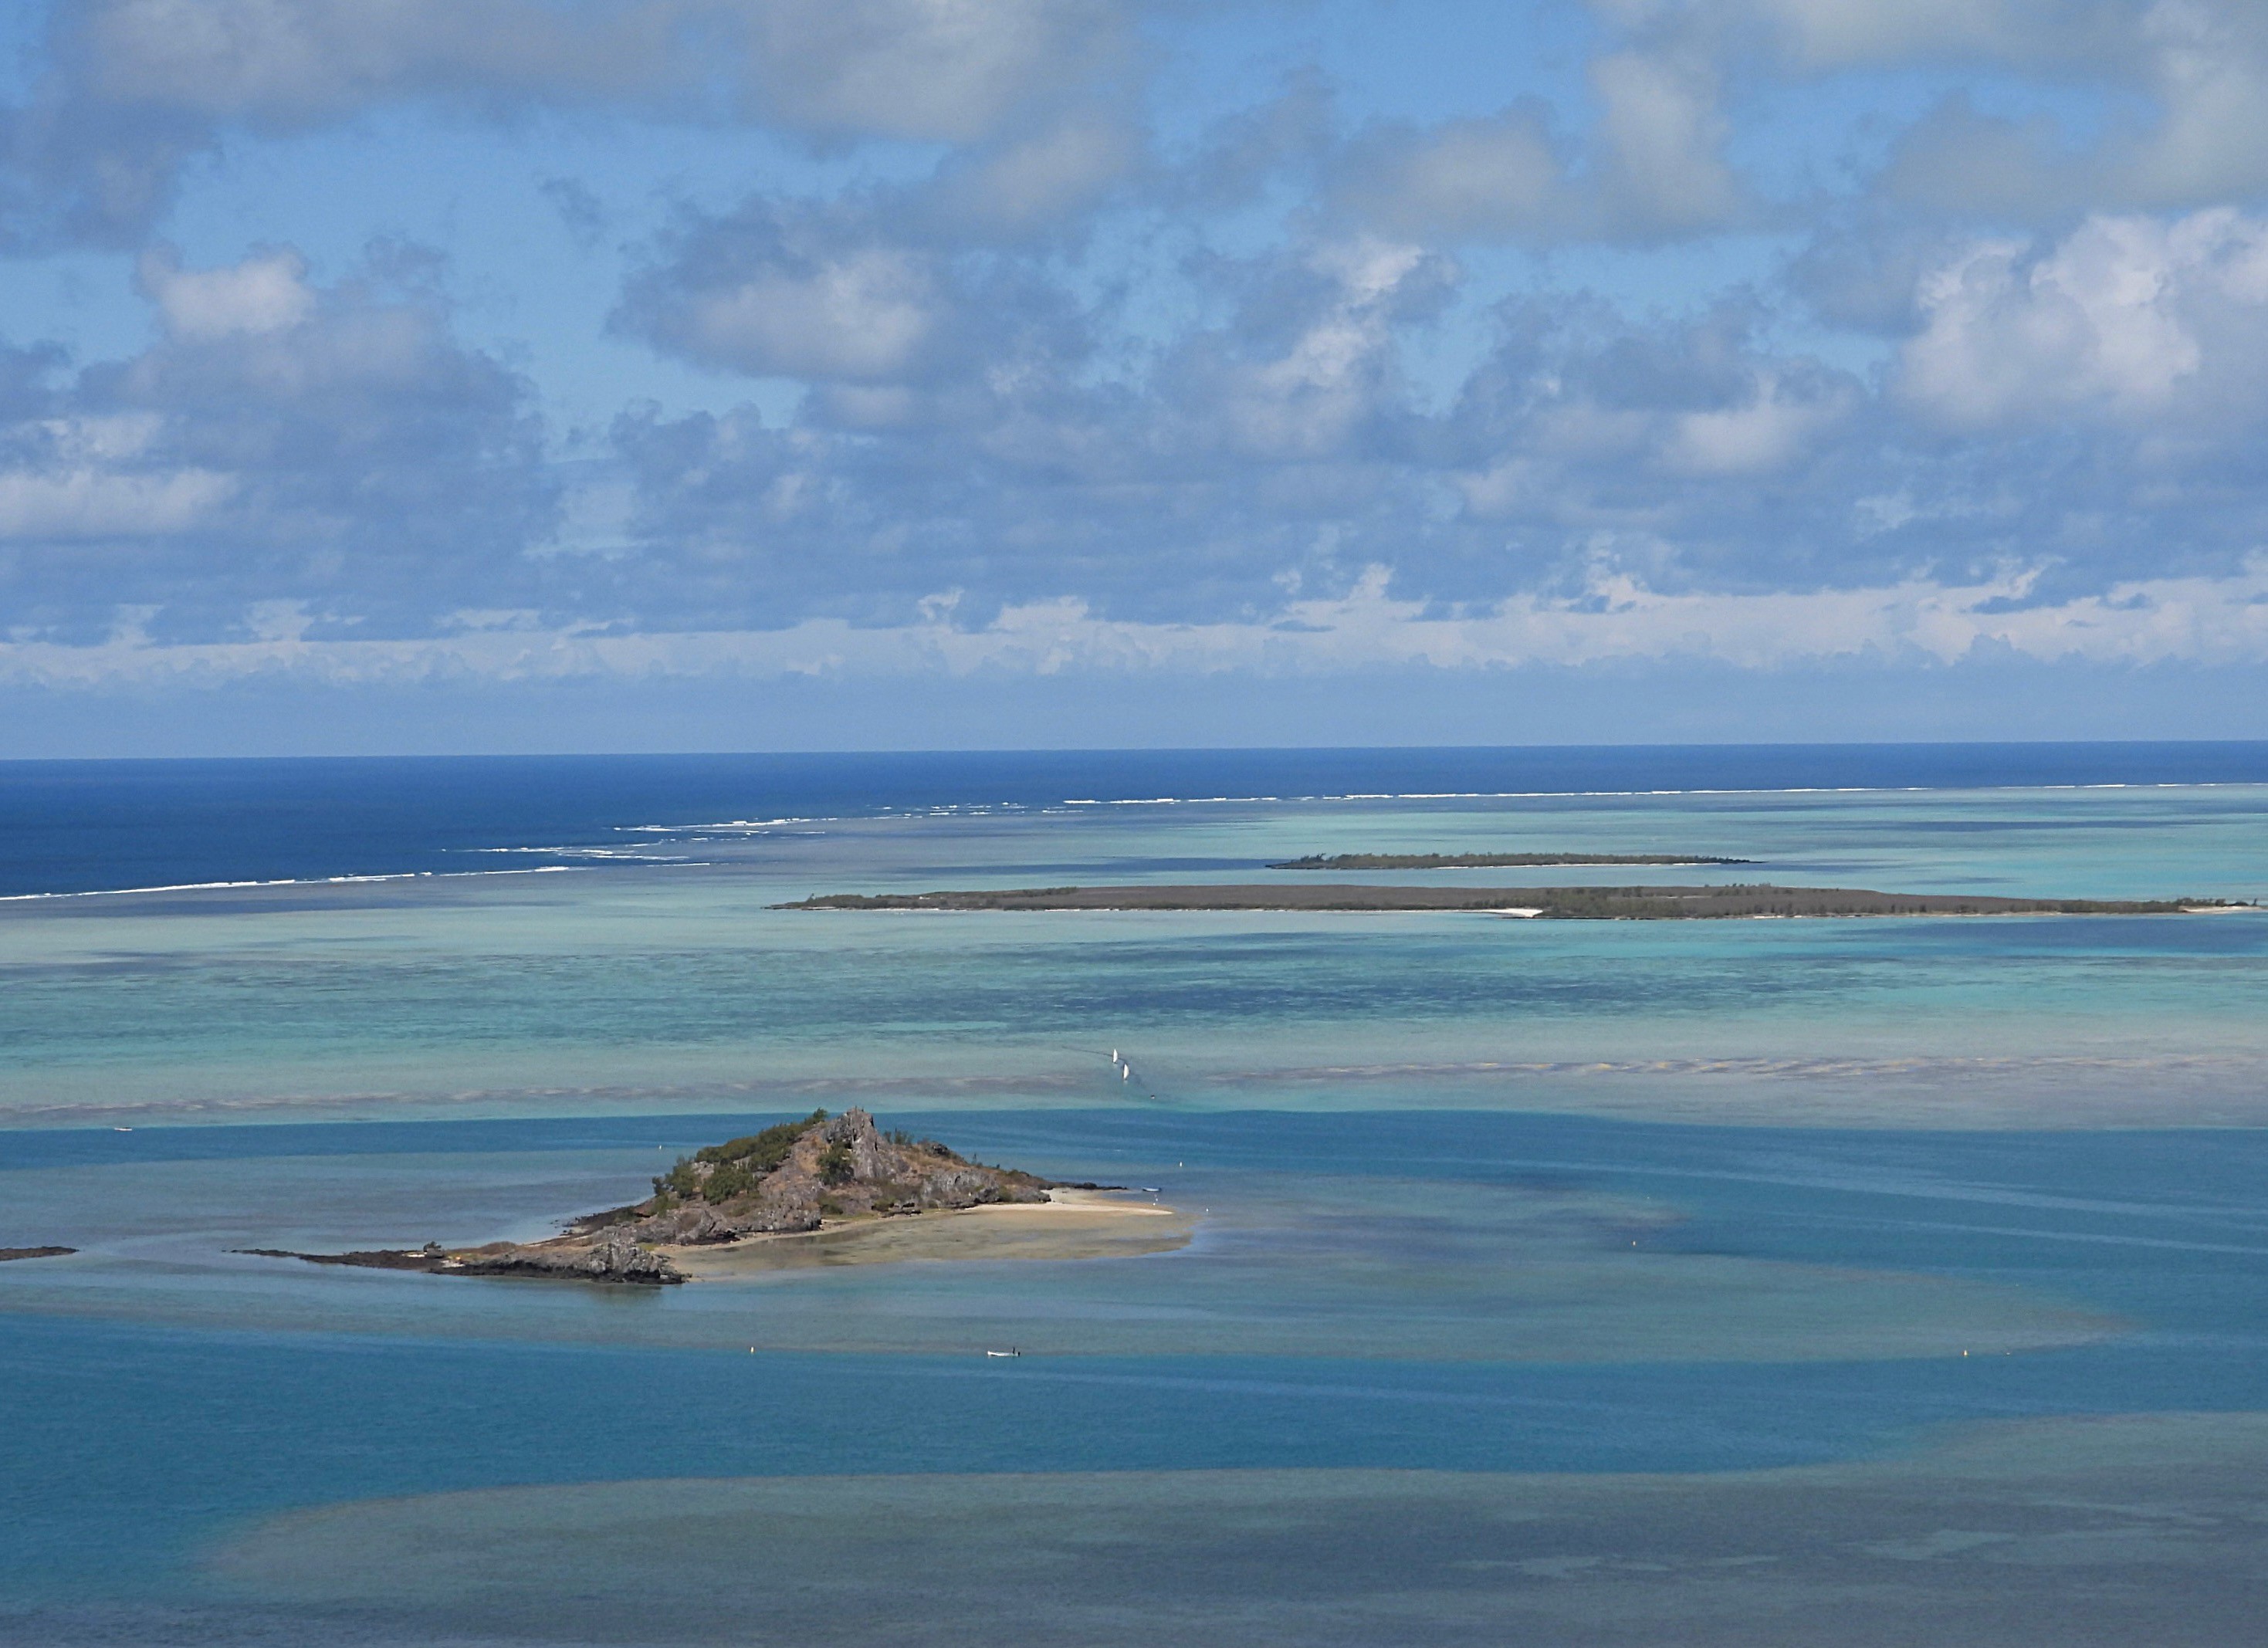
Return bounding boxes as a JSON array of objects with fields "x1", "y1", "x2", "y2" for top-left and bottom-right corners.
[{"x1": 0, "y1": 865, "x2": 586, "y2": 903}]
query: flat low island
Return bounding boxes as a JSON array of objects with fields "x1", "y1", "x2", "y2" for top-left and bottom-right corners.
[
  {"x1": 1270, "y1": 852, "x2": 1752, "y2": 869},
  {"x1": 780, "y1": 884, "x2": 2248, "y2": 918}
]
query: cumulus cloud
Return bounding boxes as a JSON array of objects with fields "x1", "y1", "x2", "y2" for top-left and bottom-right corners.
[
  {"x1": 14, "y1": 554, "x2": 2268, "y2": 691},
  {"x1": 926, "y1": 107, "x2": 1142, "y2": 233},
  {"x1": 1324, "y1": 54, "x2": 1752, "y2": 245},
  {"x1": 601, "y1": 235, "x2": 1466, "y2": 628},
  {"x1": 593, "y1": 201, "x2": 2268, "y2": 641},
  {"x1": 137, "y1": 243, "x2": 315, "y2": 339},
  {"x1": 1576, "y1": 2, "x2": 2268, "y2": 230},
  {"x1": 14, "y1": 0, "x2": 2268, "y2": 695},
  {"x1": 1165, "y1": 239, "x2": 1451, "y2": 461},
  {"x1": 1587, "y1": 46, "x2": 1748, "y2": 235},
  {"x1": 1603, "y1": 0, "x2": 2139, "y2": 73},
  {"x1": 0, "y1": 245, "x2": 553, "y2": 641},
  {"x1": 1332, "y1": 106, "x2": 1567, "y2": 240},
  {"x1": 1660, "y1": 373, "x2": 1856, "y2": 475},
  {"x1": 612, "y1": 192, "x2": 1092, "y2": 398},
  {"x1": 1867, "y1": 2, "x2": 2268, "y2": 217},
  {"x1": 4, "y1": 0, "x2": 1137, "y2": 244},
  {"x1": 0, "y1": 465, "x2": 235, "y2": 540},
  {"x1": 55, "y1": 0, "x2": 1120, "y2": 135},
  {"x1": 732, "y1": 0, "x2": 1125, "y2": 145},
  {"x1": 1899, "y1": 210, "x2": 2268, "y2": 428}
]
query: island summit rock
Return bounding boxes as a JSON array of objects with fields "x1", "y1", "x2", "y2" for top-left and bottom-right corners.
[{"x1": 578, "y1": 1108, "x2": 1051, "y2": 1246}]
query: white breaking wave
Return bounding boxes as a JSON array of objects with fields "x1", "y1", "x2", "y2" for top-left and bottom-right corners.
[{"x1": 0, "y1": 865, "x2": 585, "y2": 902}]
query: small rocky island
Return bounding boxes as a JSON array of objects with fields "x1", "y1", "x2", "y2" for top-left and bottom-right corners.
[{"x1": 249, "y1": 1109, "x2": 1068, "y2": 1286}]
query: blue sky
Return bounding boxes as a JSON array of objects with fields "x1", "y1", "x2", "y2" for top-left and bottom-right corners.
[{"x1": 3, "y1": 0, "x2": 2268, "y2": 753}]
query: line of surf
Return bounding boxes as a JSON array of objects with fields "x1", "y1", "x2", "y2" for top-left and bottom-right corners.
[
  {"x1": 1063, "y1": 780, "x2": 2265, "y2": 805},
  {"x1": 591, "y1": 779, "x2": 2265, "y2": 839},
  {"x1": 0, "y1": 865, "x2": 591, "y2": 903}
]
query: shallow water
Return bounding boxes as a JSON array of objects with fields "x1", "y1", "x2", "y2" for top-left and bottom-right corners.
[
  {"x1": 5, "y1": 772, "x2": 2268, "y2": 1125},
  {"x1": 4, "y1": 747, "x2": 2268, "y2": 1643}
]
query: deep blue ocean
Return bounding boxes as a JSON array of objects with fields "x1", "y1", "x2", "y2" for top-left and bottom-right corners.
[
  {"x1": 8, "y1": 742, "x2": 2268, "y2": 896},
  {"x1": 5, "y1": 746, "x2": 2268, "y2": 1643}
]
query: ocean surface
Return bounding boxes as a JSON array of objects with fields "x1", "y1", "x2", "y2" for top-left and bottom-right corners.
[{"x1": 5, "y1": 745, "x2": 2268, "y2": 1644}]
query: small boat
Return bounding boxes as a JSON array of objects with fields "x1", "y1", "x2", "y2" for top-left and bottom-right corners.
[{"x1": 985, "y1": 1348, "x2": 1021, "y2": 1359}]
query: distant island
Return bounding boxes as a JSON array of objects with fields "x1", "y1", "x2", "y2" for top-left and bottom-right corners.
[
  {"x1": 246, "y1": 1108, "x2": 1169, "y2": 1285},
  {"x1": 781, "y1": 884, "x2": 2249, "y2": 919},
  {"x1": 1271, "y1": 852, "x2": 1751, "y2": 869},
  {"x1": 0, "y1": 1246, "x2": 74, "y2": 1263}
]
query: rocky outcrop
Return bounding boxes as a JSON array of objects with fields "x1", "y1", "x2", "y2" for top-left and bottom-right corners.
[
  {"x1": 0, "y1": 1246, "x2": 74, "y2": 1262},
  {"x1": 587, "y1": 1108, "x2": 1051, "y2": 1247},
  {"x1": 448, "y1": 1231, "x2": 684, "y2": 1284}
]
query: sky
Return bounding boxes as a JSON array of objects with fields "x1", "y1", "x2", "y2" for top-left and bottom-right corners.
[{"x1": 4, "y1": 0, "x2": 2268, "y2": 753}]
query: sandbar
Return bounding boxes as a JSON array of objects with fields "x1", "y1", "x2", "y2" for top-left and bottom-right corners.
[{"x1": 667, "y1": 1189, "x2": 1191, "y2": 1276}]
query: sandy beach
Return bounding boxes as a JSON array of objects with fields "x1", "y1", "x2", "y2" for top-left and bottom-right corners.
[{"x1": 665, "y1": 1189, "x2": 1193, "y2": 1277}]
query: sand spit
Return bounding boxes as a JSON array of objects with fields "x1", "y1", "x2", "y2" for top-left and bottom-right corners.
[{"x1": 667, "y1": 1189, "x2": 1191, "y2": 1276}]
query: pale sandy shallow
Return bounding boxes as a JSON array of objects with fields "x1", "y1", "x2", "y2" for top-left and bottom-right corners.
[
  {"x1": 665, "y1": 1190, "x2": 1194, "y2": 1277},
  {"x1": 202, "y1": 1410, "x2": 2268, "y2": 1646}
]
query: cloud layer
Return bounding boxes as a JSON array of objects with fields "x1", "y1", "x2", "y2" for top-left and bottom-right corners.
[{"x1": 3, "y1": 0, "x2": 2268, "y2": 712}]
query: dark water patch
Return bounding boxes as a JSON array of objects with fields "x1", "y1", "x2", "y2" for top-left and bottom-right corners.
[{"x1": 8, "y1": 743, "x2": 2268, "y2": 896}]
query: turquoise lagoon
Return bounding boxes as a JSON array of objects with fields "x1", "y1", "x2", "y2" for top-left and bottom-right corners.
[{"x1": 4, "y1": 749, "x2": 2268, "y2": 1643}]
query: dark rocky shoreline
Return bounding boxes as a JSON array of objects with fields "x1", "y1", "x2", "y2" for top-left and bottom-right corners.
[{"x1": 240, "y1": 1230, "x2": 685, "y2": 1284}]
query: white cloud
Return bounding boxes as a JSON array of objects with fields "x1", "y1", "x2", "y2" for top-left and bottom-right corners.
[
  {"x1": 67, "y1": 0, "x2": 1119, "y2": 139},
  {"x1": 1325, "y1": 46, "x2": 1750, "y2": 245},
  {"x1": 1333, "y1": 107, "x2": 1566, "y2": 240},
  {"x1": 13, "y1": 556, "x2": 2268, "y2": 686},
  {"x1": 1620, "y1": 0, "x2": 2132, "y2": 71},
  {"x1": 1589, "y1": 49, "x2": 1746, "y2": 234},
  {"x1": 736, "y1": 0, "x2": 1122, "y2": 145},
  {"x1": 1899, "y1": 210, "x2": 2268, "y2": 428},
  {"x1": 1200, "y1": 239, "x2": 1438, "y2": 460},
  {"x1": 1661, "y1": 374, "x2": 1853, "y2": 473},
  {"x1": 0, "y1": 467, "x2": 234, "y2": 538},
  {"x1": 1879, "y1": 2, "x2": 2268, "y2": 215},
  {"x1": 0, "y1": 242, "x2": 550, "y2": 635},
  {"x1": 137, "y1": 245, "x2": 313, "y2": 340},
  {"x1": 680, "y1": 249, "x2": 942, "y2": 384},
  {"x1": 931, "y1": 109, "x2": 1139, "y2": 230},
  {"x1": 15, "y1": 0, "x2": 1136, "y2": 244}
]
